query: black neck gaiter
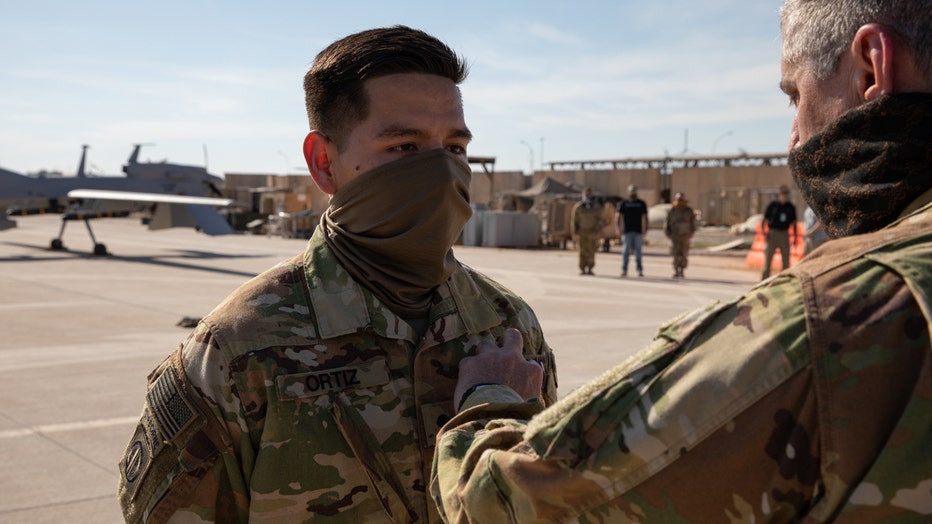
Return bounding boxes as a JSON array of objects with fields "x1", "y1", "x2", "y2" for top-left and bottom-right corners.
[{"x1": 789, "y1": 93, "x2": 932, "y2": 238}]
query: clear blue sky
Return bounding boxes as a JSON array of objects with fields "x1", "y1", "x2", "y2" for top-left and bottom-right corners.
[{"x1": 1, "y1": 0, "x2": 792, "y2": 177}]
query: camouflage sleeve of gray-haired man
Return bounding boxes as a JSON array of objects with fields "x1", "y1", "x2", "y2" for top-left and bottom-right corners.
[{"x1": 431, "y1": 247, "x2": 932, "y2": 523}]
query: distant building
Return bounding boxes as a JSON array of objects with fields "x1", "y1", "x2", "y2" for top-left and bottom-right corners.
[
  {"x1": 223, "y1": 151, "x2": 795, "y2": 239},
  {"x1": 506, "y1": 152, "x2": 798, "y2": 227}
]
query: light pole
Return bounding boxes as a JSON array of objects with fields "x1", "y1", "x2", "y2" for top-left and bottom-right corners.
[
  {"x1": 710, "y1": 131, "x2": 732, "y2": 225},
  {"x1": 711, "y1": 131, "x2": 733, "y2": 155},
  {"x1": 520, "y1": 140, "x2": 535, "y2": 174},
  {"x1": 277, "y1": 151, "x2": 290, "y2": 175},
  {"x1": 539, "y1": 137, "x2": 545, "y2": 169}
]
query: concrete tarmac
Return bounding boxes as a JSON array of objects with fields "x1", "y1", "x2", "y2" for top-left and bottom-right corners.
[{"x1": 0, "y1": 214, "x2": 760, "y2": 523}]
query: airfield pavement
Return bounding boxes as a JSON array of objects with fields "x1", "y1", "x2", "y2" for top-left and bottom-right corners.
[{"x1": 0, "y1": 214, "x2": 762, "y2": 523}]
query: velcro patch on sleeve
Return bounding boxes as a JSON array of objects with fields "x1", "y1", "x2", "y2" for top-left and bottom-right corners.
[
  {"x1": 146, "y1": 366, "x2": 198, "y2": 443},
  {"x1": 119, "y1": 352, "x2": 221, "y2": 522},
  {"x1": 419, "y1": 401, "x2": 453, "y2": 448},
  {"x1": 119, "y1": 418, "x2": 153, "y2": 501}
]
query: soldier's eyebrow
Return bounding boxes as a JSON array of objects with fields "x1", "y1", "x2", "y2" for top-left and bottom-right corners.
[
  {"x1": 448, "y1": 127, "x2": 473, "y2": 142},
  {"x1": 375, "y1": 125, "x2": 473, "y2": 142},
  {"x1": 376, "y1": 125, "x2": 422, "y2": 139}
]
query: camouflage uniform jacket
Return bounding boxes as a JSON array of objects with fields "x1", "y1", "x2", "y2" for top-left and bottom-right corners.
[
  {"x1": 118, "y1": 229, "x2": 558, "y2": 523},
  {"x1": 572, "y1": 201, "x2": 604, "y2": 236},
  {"x1": 664, "y1": 205, "x2": 696, "y2": 239},
  {"x1": 432, "y1": 195, "x2": 932, "y2": 523}
]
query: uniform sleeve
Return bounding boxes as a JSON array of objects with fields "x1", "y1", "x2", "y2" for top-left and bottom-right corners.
[
  {"x1": 118, "y1": 324, "x2": 251, "y2": 523},
  {"x1": 432, "y1": 281, "x2": 816, "y2": 522},
  {"x1": 430, "y1": 396, "x2": 544, "y2": 523}
]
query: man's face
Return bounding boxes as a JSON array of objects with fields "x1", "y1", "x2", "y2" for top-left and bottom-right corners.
[
  {"x1": 326, "y1": 73, "x2": 471, "y2": 191},
  {"x1": 780, "y1": 55, "x2": 862, "y2": 150}
]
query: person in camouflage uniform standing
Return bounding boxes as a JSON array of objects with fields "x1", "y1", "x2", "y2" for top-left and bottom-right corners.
[
  {"x1": 431, "y1": 1, "x2": 932, "y2": 521},
  {"x1": 571, "y1": 187, "x2": 604, "y2": 275},
  {"x1": 117, "y1": 26, "x2": 558, "y2": 523},
  {"x1": 663, "y1": 192, "x2": 697, "y2": 278}
]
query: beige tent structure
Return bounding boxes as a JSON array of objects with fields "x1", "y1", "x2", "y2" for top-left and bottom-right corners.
[{"x1": 497, "y1": 176, "x2": 580, "y2": 211}]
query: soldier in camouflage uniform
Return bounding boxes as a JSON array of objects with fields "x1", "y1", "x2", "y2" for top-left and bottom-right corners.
[
  {"x1": 117, "y1": 27, "x2": 558, "y2": 523},
  {"x1": 431, "y1": 1, "x2": 932, "y2": 521},
  {"x1": 571, "y1": 188, "x2": 604, "y2": 275},
  {"x1": 663, "y1": 192, "x2": 697, "y2": 278}
]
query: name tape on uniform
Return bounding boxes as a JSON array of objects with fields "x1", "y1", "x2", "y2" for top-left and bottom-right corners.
[{"x1": 276, "y1": 358, "x2": 390, "y2": 399}]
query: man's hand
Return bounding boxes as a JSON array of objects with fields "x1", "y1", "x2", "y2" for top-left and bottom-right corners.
[{"x1": 455, "y1": 329, "x2": 544, "y2": 411}]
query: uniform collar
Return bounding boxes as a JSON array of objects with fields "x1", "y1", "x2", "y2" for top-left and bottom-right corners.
[{"x1": 303, "y1": 231, "x2": 502, "y2": 341}]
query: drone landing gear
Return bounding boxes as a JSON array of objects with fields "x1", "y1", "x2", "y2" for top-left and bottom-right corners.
[{"x1": 52, "y1": 214, "x2": 110, "y2": 256}]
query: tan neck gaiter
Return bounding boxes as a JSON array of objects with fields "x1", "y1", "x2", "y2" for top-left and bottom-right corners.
[{"x1": 320, "y1": 149, "x2": 473, "y2": 317}]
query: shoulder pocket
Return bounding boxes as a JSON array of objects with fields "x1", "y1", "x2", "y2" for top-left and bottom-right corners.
[
  {"x1": 866, "y1": 242, "x2": 932, "y2": 332},
  {"x1": 118, "y1": 350, "x2": 224, "y2": 523}
]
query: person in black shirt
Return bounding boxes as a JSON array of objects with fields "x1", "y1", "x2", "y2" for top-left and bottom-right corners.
[
  {"x1": 760, "y1": 184, "x2": 798, "y2": 279},
  {"x1": 615, "y1": 185, "x2": 648, "y2": 277}
]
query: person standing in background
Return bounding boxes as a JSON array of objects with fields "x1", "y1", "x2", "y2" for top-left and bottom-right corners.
[
  {"x1": 760, "y1": 184, "x2": 797, "y2": 279},
  {"x1": 616, "y1": 184, "x2": 648, "y2": 277},
  {"x1": 571, "y1": 187, "x2": 604, "y2": 275},
  {"x1": 664, "y1": 192, "x2": 697, "y2": 278}
]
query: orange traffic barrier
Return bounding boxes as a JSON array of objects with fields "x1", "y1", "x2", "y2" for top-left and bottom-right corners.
[{"x1": 746, "y1": 222, "x2": 805, "y2": 271}]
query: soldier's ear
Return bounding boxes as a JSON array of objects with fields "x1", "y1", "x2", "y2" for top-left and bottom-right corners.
[
  {"x1": 304, "y1": 131, "x2": 337, "y2": 195},
  {"x1": 851, "y1": 23, "x2": 894, "y2": 102}
]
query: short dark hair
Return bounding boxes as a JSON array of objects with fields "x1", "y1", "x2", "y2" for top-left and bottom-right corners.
[{"x1": 303, "y1": 26, "x2": 468, "y2": 149}]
